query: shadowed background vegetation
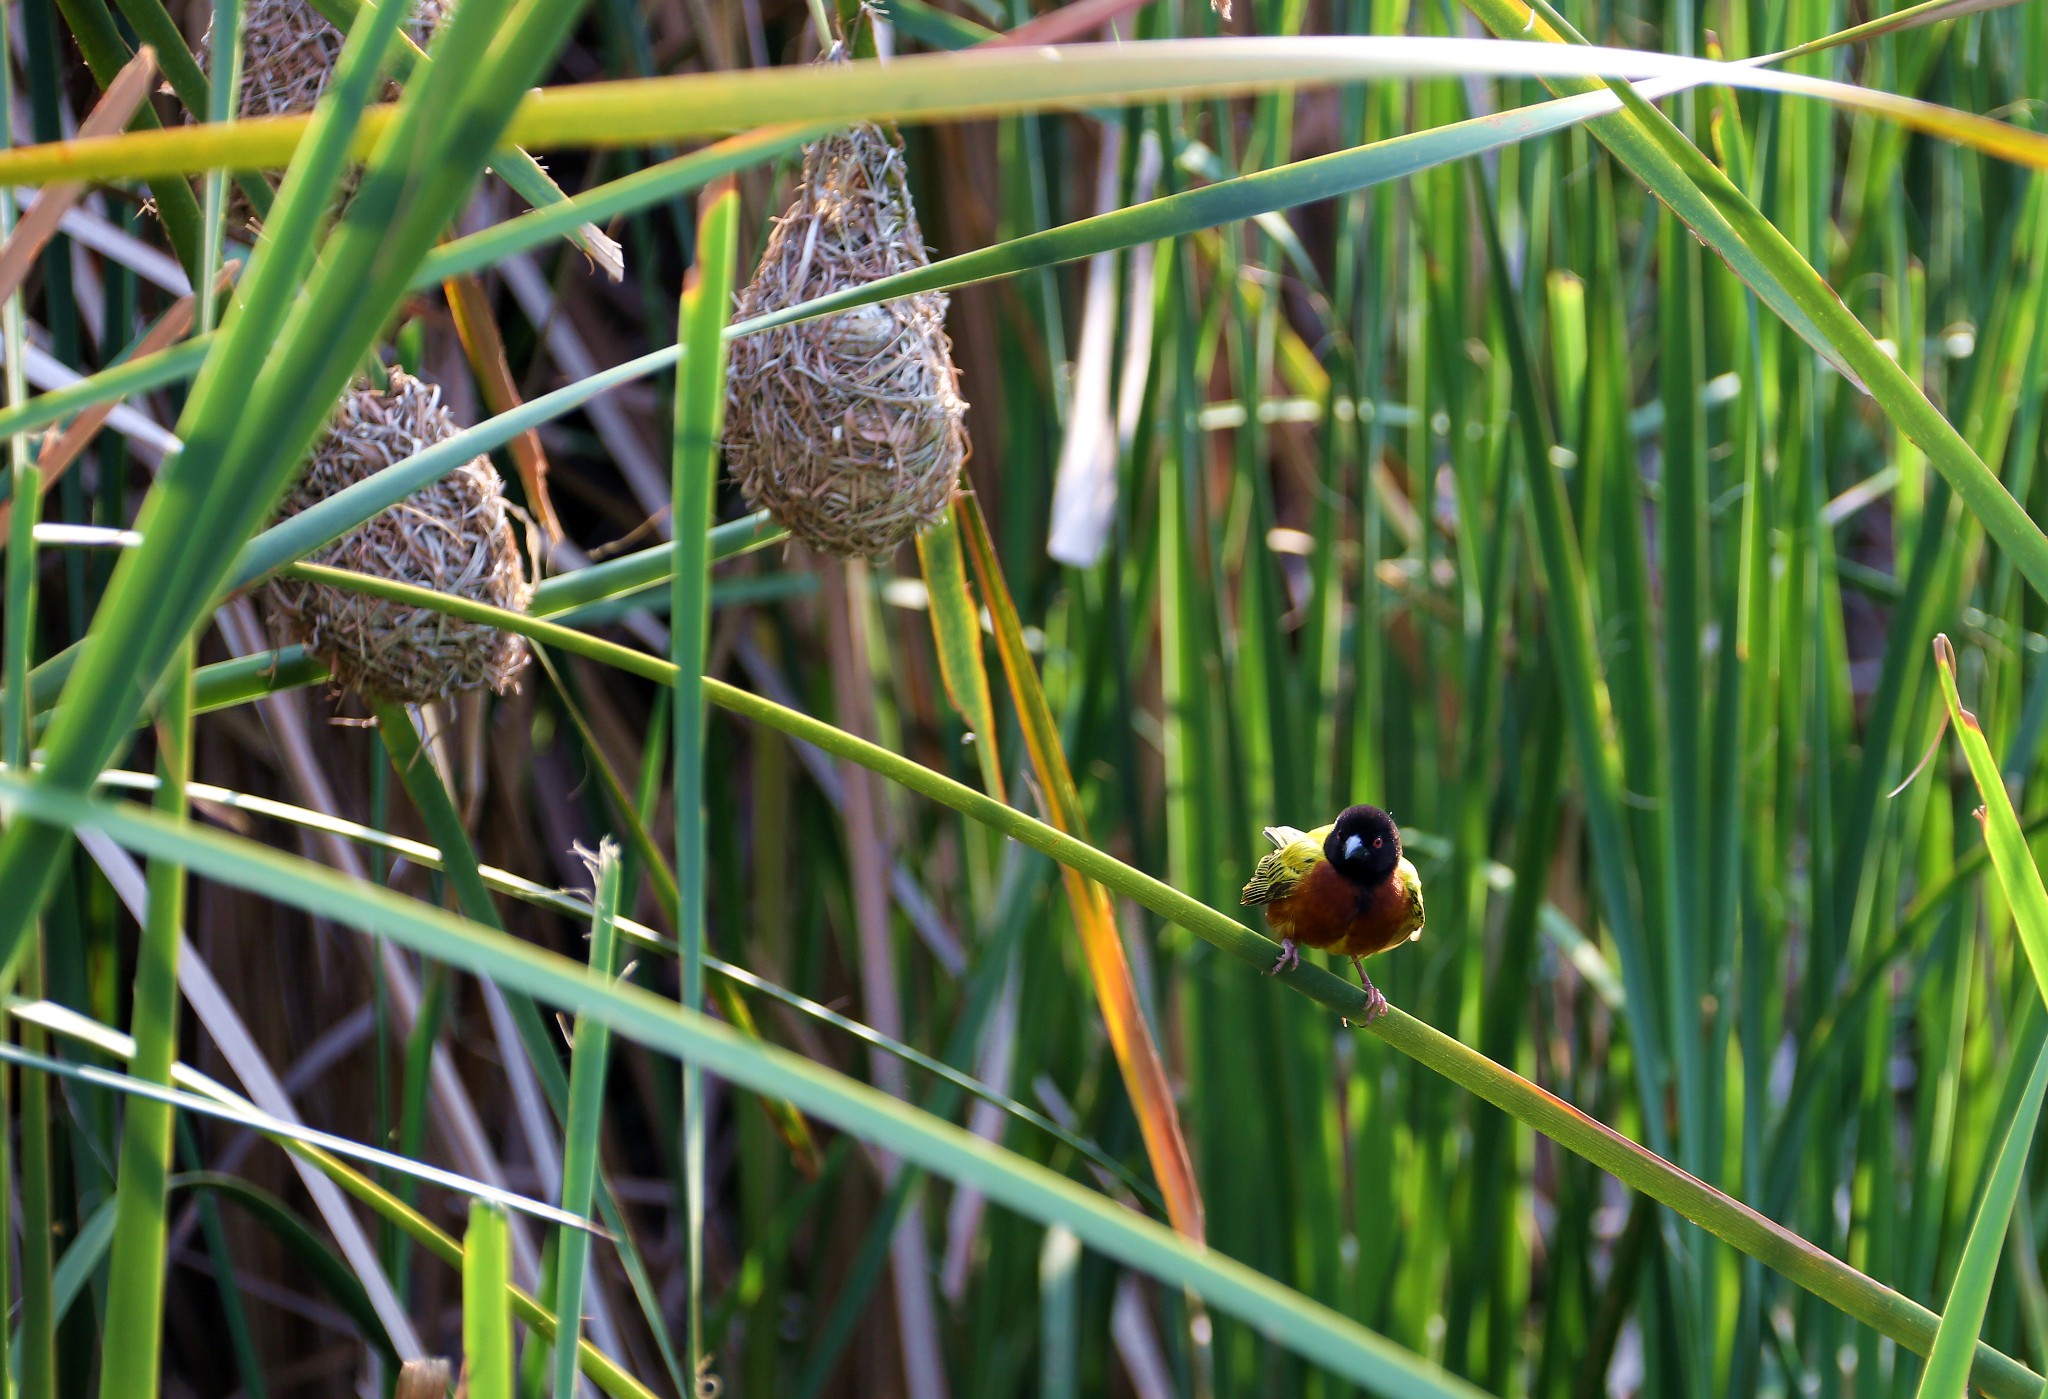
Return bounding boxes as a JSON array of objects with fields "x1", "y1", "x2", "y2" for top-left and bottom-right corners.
[{"x1": 2, "y1": 1, "x2": 2048, "y2": 1398}]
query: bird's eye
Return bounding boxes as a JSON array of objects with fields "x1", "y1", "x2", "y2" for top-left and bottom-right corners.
[{"x1": 1373, "y1": 837, "x2": 1383, "y2": 848}]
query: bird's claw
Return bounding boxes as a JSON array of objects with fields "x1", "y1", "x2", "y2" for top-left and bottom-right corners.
[
  {"x1": 1346, "y1": 958, "x2": 1390, "y2": 1027},
  {"x1": 1266, "y1": 939, "x2": 1300, "y2": 976},
  {"x1": 1359, "y1": 984, "x2": 1389, "y2": 1024}
]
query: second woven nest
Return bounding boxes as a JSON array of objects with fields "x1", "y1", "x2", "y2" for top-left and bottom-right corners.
[
  {"x1": 264, "y1": 368, "x2": 532, "y2": 704},
  {"x1": 726, "y1": 122, "x2": 969, "y2": 558}
]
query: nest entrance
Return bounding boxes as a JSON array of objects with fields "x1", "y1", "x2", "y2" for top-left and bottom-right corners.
[{"x1": 726, "y1": 122, "x2": 969, "y2": 558}]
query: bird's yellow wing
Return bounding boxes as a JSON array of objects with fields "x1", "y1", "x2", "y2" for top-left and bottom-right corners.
[
  {"x1": 1240, "y1": 824, "x2": 1331, "y2": 906},
  {"x1": 1394, "y1": 857, "x2": 1426, "y2": 940}
]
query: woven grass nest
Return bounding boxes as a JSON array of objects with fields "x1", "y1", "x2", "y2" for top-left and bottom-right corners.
[
  {"x1": 726, "y1": 121, "x2": 969, "y2": 558},
  {"x1": 204, "y1": 0, "x2": 450, "y2": 120},
  {"x1": 264, "y1": 367, "x2": 532, "y2": 704}
]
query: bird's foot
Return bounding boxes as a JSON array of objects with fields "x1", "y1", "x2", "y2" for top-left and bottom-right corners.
[
  {"x1": 1266, "y1": 939, "x2": 1300, "y2": 976},
  {"x1": 1359, "y1": 983, "x2": 1390, "y2": 1024},
  {"x1": 1351, "y1": 958, "x2": 1390, "y2": 1026}
]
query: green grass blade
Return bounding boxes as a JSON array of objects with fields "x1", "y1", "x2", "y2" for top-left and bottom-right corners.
[
  {"x1": 959, "y1": 492, "x2": 1206, "y2": 1242},
  {"x1": 1914, "y1": 1038, "x2": 2048, "y2": 1399},
  {"x1": 551, "y1": 844, "x2": 621, "y2": 1399},
  {"x1": 11, "y1": 620, "x2": 2045, "y2": 1395},
  {"x1": 2, "y1": 778, "x2": 1489, "y2": 1399},
  {"x1": 12, "y1": 38, "x2": 2048, "y2": 182},
  {"x1": 16, "y1": 996, "x2": 652, "y2": 1397},
  {"x1": 95, "y1": 646, "x2": 192, "y2": 1399},
  {"x1": 91, "y1": 759, "x2": 1156, "y2": 1202},
  {"x1": 0, "y1": 1032, "x2": 595, "y2": 1230},
  {"x1": 0, "y1": 0, "x2": 593, "y2": 978},
  {"x1": 914, "y1": 505, "x2": 1005, "y2": 799},
  {"x1": 1040, "y1": 1226, "x2": 1082, "y2": 1397},
  {"x1": 1460, "y1": 1, "x2": 2048, "y2": 605},
  {"x1": 464, "y1": 1202, "x2": 514, "y2": 1399},
  {"x1": 1934, "y1": 634, "x2": 2048, "y2": 1002},
  {"x1": 673, "y1": 176, "x2": 738, "y2": 1386},
  {"x1": 0, "y1": 340, "x2": 211, "y2": 447}
]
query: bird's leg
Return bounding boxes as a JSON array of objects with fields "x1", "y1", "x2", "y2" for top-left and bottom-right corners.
[
  {"x1": 1266, "y1": 938, "x2": 1300, "y2": 976},
  {"x1": 1351, "y1": 956, "x2": 1389, "y2": 1024}
]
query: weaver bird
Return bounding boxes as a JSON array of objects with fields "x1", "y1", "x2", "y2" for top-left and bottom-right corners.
[{"x1": 1239, "y1": 804, "x2": 1425, "y2": 1024}]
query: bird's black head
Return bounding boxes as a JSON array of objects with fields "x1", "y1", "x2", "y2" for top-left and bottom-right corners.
[{"x1": 1325, "y1": 805, "x2": 1401, "y2": 887}]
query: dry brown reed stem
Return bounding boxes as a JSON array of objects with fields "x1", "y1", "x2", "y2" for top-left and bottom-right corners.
[
  {"x1": 263, "y1": 367, "x2": 532, "y2": 703},
  {"x1": 727, "y1": 122, "x2": 969, "y2": 557}
]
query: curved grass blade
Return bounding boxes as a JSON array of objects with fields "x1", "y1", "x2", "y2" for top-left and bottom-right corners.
[
  {"x1": 1914, "y1": 1038, "x2": 2048, "y2": 1399},
  {"x1": 38, "y1": 1172, "x2": 402, "y2": 1372},
  {"x1": 297, "y1": 0, "x2": 622, "y2": 275},
  {"x1": 164, "y1": 568, "x2": 2048, "y2": 1399},
  {"x1": 8, "y1": 39, "x2": 2048, "y2": 183},
  {"x1": 0, "y1": 1036, "x2": 600, "y2": 1231},
  {"x1": 170, "y1": 1174, "x2": 399, "y2": 1372},
  {"x1": 12, "y1": 997, "x2": 655, "y2": 1399},
  {"x1": 0, "y1": 0, "x2": 601, "y2": 983},
  {"x1": 1933, "y1": 634, "x2": 2048, "y2": 1002},
  {"x1": 83, "y1": 763, "x2": 1163, "y2": 1208},
  {"x1": 1459, "y1": 0, "x2": 2048, "y2": 610},
  {"x1": 528, "y1": 648, "x2": 820, "y2": 1180},
  {"x1": 527, "y1": 513, "x2": 785, "y2": 615},
  {"x1": 0, "y1": 776, "x2": 1490, "y2": 1399}
]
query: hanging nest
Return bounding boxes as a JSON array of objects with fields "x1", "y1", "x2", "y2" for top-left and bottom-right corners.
[
  {"x1": 726, "y1": 121, "x2": 969, "y2": 558},
  {"x1": 204, "y1": 0, "x2": 451, "y2": 120},
  {"x1": 198, "y1": 0, "x2": 450, "y2": 227},
  {"x1": 263, "y1": 367, "x2": 532, "y2": 704}
]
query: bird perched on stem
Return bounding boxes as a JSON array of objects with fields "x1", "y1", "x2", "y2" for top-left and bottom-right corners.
[{"x1": 1240, "y1": 804, "x2": 1425, "y2": 1024}]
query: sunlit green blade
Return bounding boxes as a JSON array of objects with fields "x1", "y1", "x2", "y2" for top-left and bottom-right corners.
[
  {"x1": 463, "y1": 1202, "x2": 514, "y2": 1399},
  {"x1": 7, "y1": 39, "x2": 2047, "y2": 182},
  {"x1": 551, "y1": 845, "x2": 621, "y2": 1399},
  {"x1": 1914, "y1": 1039, "x2": 2048, "y2": 1399},
  {"x1": 0, "y1": 775, "x2": 1486, "y2": 1397}
]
